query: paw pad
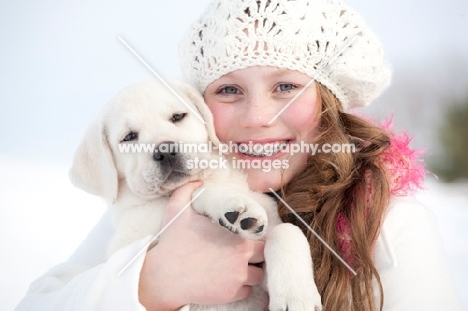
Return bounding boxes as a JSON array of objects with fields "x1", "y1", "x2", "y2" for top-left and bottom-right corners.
[
  {"x1": 224, "y1": 211, "x2": 239, "y2": 224},
  {"x1": 220, "y1": 207, "x2": 266, "y2": 239},
  {"x1": 240, "y1": 217, "x2": 257, "y2": 230}
]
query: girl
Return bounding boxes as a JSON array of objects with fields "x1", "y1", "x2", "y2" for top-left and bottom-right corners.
[{"x1": 17, "y1": 0, "x2": 460, "y2": 310}]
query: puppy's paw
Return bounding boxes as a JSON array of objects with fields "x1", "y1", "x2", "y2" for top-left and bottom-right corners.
[
  {"x1": 268, "y1": 282, "x2": 322, "y2": 311},
  {"x1": 267, "y1": 263, "x2": 322, "y2": 311},
  {"x1": 217, "y1": 196, "x2": 268, "y2": 240},
  {"x1": 266, "y1": 223, "x2": 322, "y2": 311},
  {"x1": 269, "y1": 298, "x2": 322, "y2": 311}
]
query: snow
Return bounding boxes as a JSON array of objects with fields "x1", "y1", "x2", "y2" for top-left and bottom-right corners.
[
  {"x1": 0, "y1": 157, "x2": 106, "y2": 310},
  {"x1": 1, "y1": 157, "x2": 467, "y2": 310}
]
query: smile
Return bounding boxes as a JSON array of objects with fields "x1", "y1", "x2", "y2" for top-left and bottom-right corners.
[{"x1": 238, "y1": 140, "x2": 290, "y2": 157}]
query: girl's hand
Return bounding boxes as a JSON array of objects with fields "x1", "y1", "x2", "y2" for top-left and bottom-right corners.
[{"x1": 139, "y1": 181, "x2": 265, "y2": 311}]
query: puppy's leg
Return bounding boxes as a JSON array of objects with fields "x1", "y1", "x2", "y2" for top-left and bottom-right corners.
[
  {"x1": 264, "y1": 223, "x2": 322, "y2": 311},
  {"x1": 109, "y1": 199, "x2": 168, "y2": 255},
  {"x1": 191, "y1": 184, "x2": 270, "y2": 240},
  {"x1": 190, "y1": 286, "x2": 269, "y2": 311}
]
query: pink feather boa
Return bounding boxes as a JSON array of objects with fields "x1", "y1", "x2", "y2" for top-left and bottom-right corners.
[{"x1": 336, "y1": 117, "x2": 426, "y2": 267}]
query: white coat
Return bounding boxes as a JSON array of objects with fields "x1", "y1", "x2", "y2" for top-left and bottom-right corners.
[{"x1": 15, "y1": 196, "x2": 462, "y2": 310}]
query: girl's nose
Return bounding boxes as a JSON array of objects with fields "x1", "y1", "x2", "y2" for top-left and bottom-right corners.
[{"x1": 239, "y1": 95, "x2": 278, "y2": 128}]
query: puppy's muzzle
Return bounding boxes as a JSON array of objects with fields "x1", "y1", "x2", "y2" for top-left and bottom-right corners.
[{"x1": 153, "y1": 141, "x2": 178, "y2": 167}]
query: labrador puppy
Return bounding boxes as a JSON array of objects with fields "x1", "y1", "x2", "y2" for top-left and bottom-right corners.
[{"x1": 69, "y1": 79, "x2": 321, "y2": 310}]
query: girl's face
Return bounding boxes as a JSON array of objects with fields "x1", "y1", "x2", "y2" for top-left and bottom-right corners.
[{"x1": 204, "y1": 66, "x2": 320, "y2": 192}]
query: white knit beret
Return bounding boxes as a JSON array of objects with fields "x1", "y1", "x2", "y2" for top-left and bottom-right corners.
[{"x1": 179, "y1": 0, "x2": 392, "y2": 110}]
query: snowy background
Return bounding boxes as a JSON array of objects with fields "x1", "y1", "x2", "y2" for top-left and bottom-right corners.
[{"x1": 1, "y1": 0, "x2": 467, "y2": 310}]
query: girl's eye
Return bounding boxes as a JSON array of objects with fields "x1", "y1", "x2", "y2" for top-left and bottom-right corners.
[
  {"x1": 277, "y1": 83, "x2": 297, "y2": 92},
  {"x1": 217, "y1": 86, "x2": 240, "y2": 95},
  {"x1": 122, "y1": 131, "x2": 138, "y2": 142}
]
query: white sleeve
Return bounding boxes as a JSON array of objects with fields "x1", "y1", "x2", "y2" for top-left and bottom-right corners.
[
  {"x1": 373, "y1": 196, "x2": 462, "y2": 311},
  {"x1": 15, "y1": 210, "x2": 151, "y2": 311}
]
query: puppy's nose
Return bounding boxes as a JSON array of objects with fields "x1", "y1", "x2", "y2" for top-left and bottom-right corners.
[{"x1": 153, "y1": 141, "x2": 178, "y2": 166}]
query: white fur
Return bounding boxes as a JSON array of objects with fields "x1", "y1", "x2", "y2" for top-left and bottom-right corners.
[{"x1": 69, "y1": 79, "x2": 321, "y2": 310}]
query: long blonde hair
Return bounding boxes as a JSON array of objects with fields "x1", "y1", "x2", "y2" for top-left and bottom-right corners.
[{"x1": 278, "y1": 83, "x2": 391, "y2": 310}]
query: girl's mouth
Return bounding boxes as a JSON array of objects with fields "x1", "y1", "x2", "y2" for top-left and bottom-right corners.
[{"x1": 237, "y1": 140, "x2": 290, "y2": 157}]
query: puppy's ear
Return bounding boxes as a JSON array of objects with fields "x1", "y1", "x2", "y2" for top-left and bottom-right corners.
[
  {"x1": 69, "y1": 114, "x2": 118, "y2": 203},
  {"x1": 177, "y1": 82, "x2": 221, "y2": 147}
]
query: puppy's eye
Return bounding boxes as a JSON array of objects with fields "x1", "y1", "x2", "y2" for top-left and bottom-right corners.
[
  {"x1": 122, "y1": 132, "x2": 138, "y2": 142},
  {"x1": 171, "y1": 112, "x2": 187, "y2": 123}
]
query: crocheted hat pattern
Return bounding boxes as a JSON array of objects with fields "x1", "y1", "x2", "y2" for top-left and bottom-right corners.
[{"x1": 179, "y1": 0, "x2": 392, "y2": 110}]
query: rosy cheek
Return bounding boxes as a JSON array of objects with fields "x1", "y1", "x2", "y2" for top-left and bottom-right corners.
[
  {"x1": 206, "y1": 104, "x2": 230, "y2": 140},
  {"x1": 285, "y1": 98, "x2": 320, "y2": 132}
]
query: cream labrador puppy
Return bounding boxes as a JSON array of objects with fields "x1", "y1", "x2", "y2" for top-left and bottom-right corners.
[{"x1": 69, "y1": 79, "x2": 321, "y2": 310}]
